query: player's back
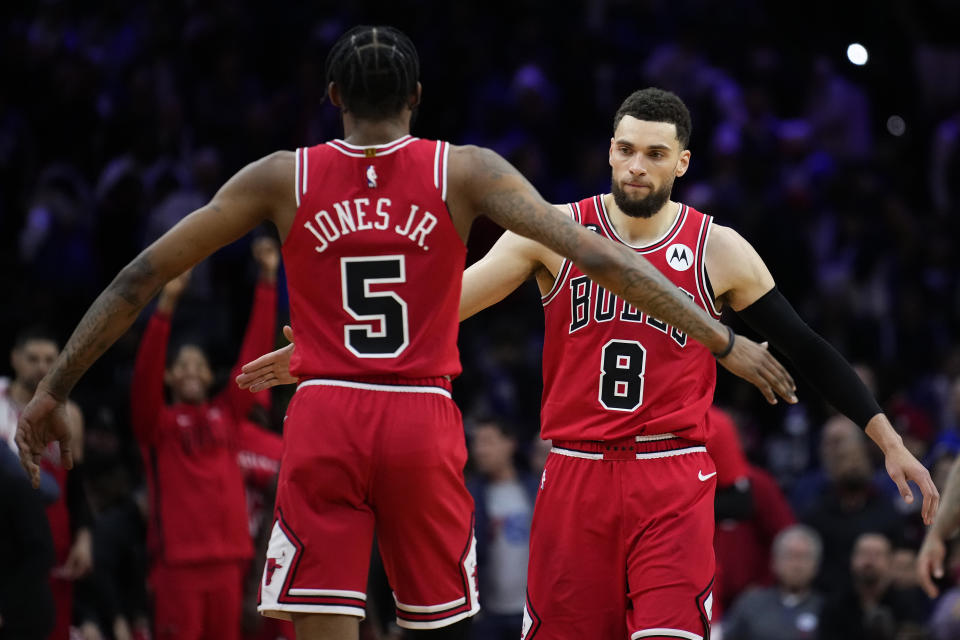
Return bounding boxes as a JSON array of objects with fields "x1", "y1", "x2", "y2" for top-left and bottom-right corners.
[{"x1": 283, "y1": 135, "x2": 465, "y2": 382}]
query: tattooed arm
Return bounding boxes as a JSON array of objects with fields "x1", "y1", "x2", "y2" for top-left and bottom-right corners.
[
  {"x1": 16, "y1": 151, "x2": 295, "y2": 486},
  {"x1": 445, "y1": 145, "x2": 797, "y2": 404}
]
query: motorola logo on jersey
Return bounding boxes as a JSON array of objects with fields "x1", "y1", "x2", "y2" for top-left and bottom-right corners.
[
  {"x1": 666, "y1": 243, "x2": 693, "y2": 271},
  {"x1": 366, "y1": 165, "x2": 378, "y2": 188}
]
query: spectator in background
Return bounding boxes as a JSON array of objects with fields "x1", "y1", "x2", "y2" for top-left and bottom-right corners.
[
  {"x1": 801, "y1": 417, "x2": 902, "y2": 595},
  {"x1": 722, "y1": 524, "x2": 823, "y2": 640},
  {"x1": 709, "y1": 407, "x2": 796, "y2": 614},
  {"x1": 130, "y1": 239, "x2": 278, "y2": 640},
  {"x1": 820, "y1": 532, "x2": 926, "y2": 640},
  {"x1": 0, "y1": 444, "x2": 56, "y2": 640},
  {"x1": 0, "y1": 329, "x2": 95, "y2": 640},
  {"x1": 466, "y1": 417, "x2": 538, "y2": 640}
]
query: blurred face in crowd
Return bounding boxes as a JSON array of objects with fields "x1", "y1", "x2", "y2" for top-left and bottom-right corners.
[
  {"x1": 11, "y1": 338, "x2": 59, "y2": 392},
  {"x1": 773, "y1": 529, "x2": 820, "y2": 593},
  {"x1": 890, "y1": 548, "x2": 918, "y2": 590},
  {"x1": 470, "y1": 423, "x2": 516, "y2": 478},
  {"x1": 851, "y1": 533, "x2": 892, "y2": 591},
  {"x1": 609, "y1": 116, "x2": 690, "y2": 219},
  {"x1": 821, "y1": 416, "x2": 872, "y2": 488},
  {"x1": 165, "y1": 344, "x2": 213, "y2": 404}
]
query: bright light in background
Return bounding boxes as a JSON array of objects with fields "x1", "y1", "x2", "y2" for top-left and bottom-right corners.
[
  {"x1": 847, "y1": 43, "x2": 869, "y2": 66},
  {"x1": 887, "y1": 115, "x2": 906, "y2": 137}
]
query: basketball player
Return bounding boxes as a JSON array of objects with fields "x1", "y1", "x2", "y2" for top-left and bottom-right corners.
[
  {"x1": 1, "y1": 328, "x2": 93, "y2": 640},
  {"x1": 237, "y1": 87, "x2": 938, "y2": 640},
  {"x1": 17, "y1": 27, "x2": 796, "y2": 640},
  {"x1": 131, "y1": 238, "x2": 278, "y2": 640}
]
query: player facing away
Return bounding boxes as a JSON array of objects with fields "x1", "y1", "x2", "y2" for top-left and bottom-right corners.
[
  {"x1": 238, "y1": 87, "x2": 939, "y2": 640},
  {"x1": 17, "y1": 27, "x2": 798, "y2": 640}
]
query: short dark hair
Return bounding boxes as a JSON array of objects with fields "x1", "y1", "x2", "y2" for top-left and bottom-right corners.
[
  {"x1": 325, "y1": 25, "x2": 420, "y2": 120},
  {"x1": 613, "y1": 88, "x2": 692, "y2": 149},
  {"x1": 13, "y1": 326, "x2": 59, "y2": 351}
]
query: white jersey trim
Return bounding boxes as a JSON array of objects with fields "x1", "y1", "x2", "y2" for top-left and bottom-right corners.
[
  {"x1": 394, "y1": 596, "x2": 466, "y2": 613},
  {"x1": 441, "y1": 142, "x2": 450, "y2": 202},
  {"x1": 326, "y1": 135, "x2": 418, "y2": 158},
  {"x1": 631, "y1": 628, "x2": 703, "y2": 640},
  {"x1": 294, "y1": 148, "x2": 302, "y2": 207},
  {"x1": 297, "y1": 378, "x2": 452, "y2": 399},
  {"x1": 433, "y1": 141, "x2": 442, "y2": 190},
  {"x1": 599, "y1": 196, "x2": 687, "y2": 253},
  {"x1": 541, "y1": 202, "x2": 580, "y2": 306},
  {"x1": 301, "y1": 145, "x2": 309, "y2": 196},
  {"x1": 696, "y1": 217, "x2": 723, "y2": 318}
]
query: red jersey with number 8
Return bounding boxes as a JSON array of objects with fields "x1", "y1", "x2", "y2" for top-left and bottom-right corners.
[
  {"x1": 283, "y1": 136, "x2": 465, "y2": 381},
  {"x1": 540, "y1": 195, "x2": 721, "y2": 442}
]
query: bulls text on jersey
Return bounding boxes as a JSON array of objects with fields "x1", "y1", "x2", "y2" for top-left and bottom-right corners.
[{"x1": 568, "y1": 275, "x2": 693, "y2": 348}]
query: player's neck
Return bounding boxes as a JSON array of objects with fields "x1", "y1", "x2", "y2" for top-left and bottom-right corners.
[
  {"x1": 341, "y1": 113, "x2": 411, "y2": 147},
  {"x1": 603, "y1": 194, "x2": 681, "y2": 246}
]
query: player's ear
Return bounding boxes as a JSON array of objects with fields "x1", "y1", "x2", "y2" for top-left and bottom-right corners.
[
  {"x1": 328, "y1": 82, "x2": 343, "y2": 108},
  {"x1": 608, "y1": 138, "x2": 616, "y2": 167},
  {"x1": 675, "y1": 148, "x2": 691, "y2": 177},
  {"x1": 410, "y1": 82, "x2": 422, "y2": 110}
]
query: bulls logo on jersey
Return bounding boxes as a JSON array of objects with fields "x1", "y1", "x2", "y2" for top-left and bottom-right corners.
[
  {"x1": 265, "y1": 555, "x2": 284, "y2": 585},
  {"x1": 666, "y1": 243, "x2": 693, "y2": 271},
  {"x1": 366, "y1": 165, "x2": 378, "y2": 188}
]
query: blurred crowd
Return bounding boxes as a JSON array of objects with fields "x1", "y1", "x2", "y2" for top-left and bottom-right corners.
[{"x1": 2, "y1": 0, "x2": 960, "y2": 639}]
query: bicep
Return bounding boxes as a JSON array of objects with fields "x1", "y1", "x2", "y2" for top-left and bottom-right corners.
[
  {"x1": 461, "y1": 231, "x2": 544, "y2": 320},
  {"x1": 705, "y1": 225, "x2": 775, "y2": 312}
]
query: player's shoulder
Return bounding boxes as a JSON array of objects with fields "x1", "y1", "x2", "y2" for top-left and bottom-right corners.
[{"x1": 705, "y1": 223, "x2": 756, "y2": 258}]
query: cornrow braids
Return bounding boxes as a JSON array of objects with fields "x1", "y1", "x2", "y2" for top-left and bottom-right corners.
[
  {"x1": 613, "y1": 88, "x2": 692, "y2": 149},
  {"x1": 325, "y1": 25, "x2": 420, "y2": 120}
]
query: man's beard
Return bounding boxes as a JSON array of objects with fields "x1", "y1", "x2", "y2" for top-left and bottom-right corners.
[{"x1": 611, "y1": 177, "x2": 673, "y2": 219}]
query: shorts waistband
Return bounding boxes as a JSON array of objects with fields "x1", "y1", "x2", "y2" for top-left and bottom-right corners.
[
  {"x1": 551, "y1": 435, "x2": 706, "y2": 461},
  {"x1": 297, "y1": 376, "x2": 452, "y2": 398}
]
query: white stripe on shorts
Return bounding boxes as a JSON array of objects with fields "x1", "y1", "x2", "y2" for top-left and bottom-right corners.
[
  {"x1": 632, "y1": 628, "x2": 702, "y2": 640},
  {"x1": 297, "y1": 378, "x2": 452, "y2": 399},
  {"x1": 550, "y1": 445, "x2": 706, "y2": 461},
  {"x1": 288, "y1": 589, "x2": 367, "y2": 600},
  {"x1": 394, "y1": 595, "x2": 466, "y2": 613},
  {"x1": 635, "y1": 433, "x2": 676, "y2": 442}
]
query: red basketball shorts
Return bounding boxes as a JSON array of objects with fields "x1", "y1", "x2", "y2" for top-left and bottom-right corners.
[
  {"x1": 523, "y1": 435, "x2": 716, "y2": 640},
  {"x1": 258, "y1": 378, "x2": 479, "y2": 630}
]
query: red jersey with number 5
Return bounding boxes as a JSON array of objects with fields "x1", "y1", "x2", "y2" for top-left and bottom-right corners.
[
  {"x1": 283, "y1": 136, "x2": 465, "y2": 381},
  {"x1": 540, "y1": 195, "x2": 721, "y2": 442}
]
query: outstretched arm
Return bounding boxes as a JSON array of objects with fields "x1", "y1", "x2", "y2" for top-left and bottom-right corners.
[
  {"x1": 707, "y1": 224, "x2": 939, "y2": 524},
  {"x1": 448, "y1": 146, "x2": 797, "y2": 405},
  {"x1": 17, "y1": 151, "x2": 295, "y2": 487}
]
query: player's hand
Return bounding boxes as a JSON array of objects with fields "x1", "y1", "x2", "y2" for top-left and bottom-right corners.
[
  {"x1": 236, "y1": 325, "x2": 299, "y2": 392},
  {"x1": 917, "y1": 530, "x2": 946, "y2": 598},
  {"x1": 15, "y1": 386, "x2": 74, "y2": 488},
  {"x1": 883, "y1": 442, "x2": 939, "y2": 525},
  {"x1": 252, "y1": 236, "x2": 280, "y2": 282},
  {"x1": 718, "y1": 335, "x2": 797, "y2": 405},
  {"x1": 58, "y1": 528, "x2": 93, "y2": 580}
]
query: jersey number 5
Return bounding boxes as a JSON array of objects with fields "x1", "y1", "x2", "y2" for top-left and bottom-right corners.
[
  {"x1": 341, "y1": 256, "x2": 410, "y2": 358},
  {"x1": 599, "y1": 340, "x2": 646, "y2": 411}
]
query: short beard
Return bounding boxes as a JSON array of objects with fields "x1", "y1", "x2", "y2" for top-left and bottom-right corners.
[{"x1": 611, "y1": 178, "x2": 673, "y2": 219}]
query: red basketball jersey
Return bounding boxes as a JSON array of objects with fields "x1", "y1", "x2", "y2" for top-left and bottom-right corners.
[
  {"x1": 283, "y1": 136, "x2": 465, "y2": 381},
  {"x1": 540, "y1": 195, "x2": 721, "y2": 442}
]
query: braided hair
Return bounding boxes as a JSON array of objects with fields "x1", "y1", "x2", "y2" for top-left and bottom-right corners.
[{"x1": 325, "y1": 25, "x2": 420, "y2": 120}]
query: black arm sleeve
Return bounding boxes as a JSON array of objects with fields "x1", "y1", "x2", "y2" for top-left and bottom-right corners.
[{"x1": 737, "y1": 287, "x2": 882, "y2": 428}]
